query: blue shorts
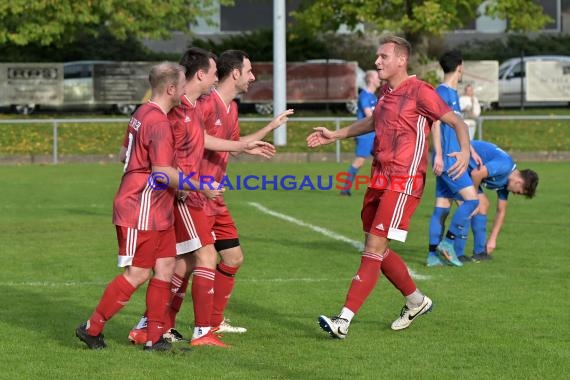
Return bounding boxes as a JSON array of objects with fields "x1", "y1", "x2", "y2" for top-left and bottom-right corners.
[
  {"x1": 435, "y1": 170, "x2": 473, "y2": 199},
  {"x1": 355, "y1": 132, "x2": 375, "y2": 158}
]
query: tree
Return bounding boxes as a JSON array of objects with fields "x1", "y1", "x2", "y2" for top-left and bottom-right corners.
[
  {"x1": 292, "y1": 0, "x2": 553, "y2": 49},
  {"x1": 484, "y1": 0, "x2": 554, "y2": 32},
  {"x1": 459, "y1": 34, "x2": 570, "y2": 62},
  {"x1": 192, "y1": 29, "x2": 331, "y2": 61},
  {"x1": 0, "y1": 0, "x2": 234, "y2": 46}
]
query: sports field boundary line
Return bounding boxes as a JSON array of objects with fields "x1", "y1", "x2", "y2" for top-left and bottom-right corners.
[{"x1": 248, "y1": 202, "x2": 431, "y2": 280}]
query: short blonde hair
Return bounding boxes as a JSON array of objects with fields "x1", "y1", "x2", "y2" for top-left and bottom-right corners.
[{"x1": 379, "y1": 35, "x2": 411, "y2": 59}]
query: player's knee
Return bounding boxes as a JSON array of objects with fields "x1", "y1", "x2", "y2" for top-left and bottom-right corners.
[
  {"x1": 221, "y1": 253, "x2": 243, "y2": 267},
  {"x1": 463, "y1": 199, "x2": 479, "y2": 214},
  {"x1": 478, "y1": 196, "x2": 490, "y2": 213},
  {"x1": 222, "y1": 253, "x2": 244, "y2": 267},
  {"x1": 216, "y1": 239, "x2": 243, "y2": 267},
  {"x1": 123, "y1": 268, "x2": 152, "y2": 287},
  {"x1": 174, "y1": 255, "x2": 194, "y2": 277},
  {"x1": 433, "y1": 206, "x2": 450, "y2": 218},
  {"x1": 194, "y1": 244, "x2": 218, "y2": 267}
]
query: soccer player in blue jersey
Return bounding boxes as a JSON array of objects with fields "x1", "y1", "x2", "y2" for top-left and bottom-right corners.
[
  {"x1": 428, "y1": 50, "x2": 481, "y2": 267},
  {"x1": 340, "y1": 70, "x2": 381, "y2": 196},
  {"x1": 457, "y1": 140, "x2": 539, "y2": 260}
]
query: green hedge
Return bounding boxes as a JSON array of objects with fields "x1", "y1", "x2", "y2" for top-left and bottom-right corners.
[{"x1": 457, "y1": 34, "x2": 570, "y2": 63}]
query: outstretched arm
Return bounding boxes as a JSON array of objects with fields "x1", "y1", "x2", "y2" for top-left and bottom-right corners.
[
  {"x1": 205, "y1": 133, "x2": 246, "y2": 152},
  {"x1": 487, "y1": 198, "x2": 508, "y2": 253},
  {"x1": 306, "y1": 116, "x2": 374, "y2": 148},
  {"x1": 240, "y1": 109, "x2": 294, "y2": 143},
  {"x1": 205, "y1": 133, "x2": 276, "y2": 159}
]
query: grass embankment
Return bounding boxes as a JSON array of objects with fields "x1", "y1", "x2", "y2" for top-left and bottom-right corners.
[{"x1": 1, "y1": 108, "x2": 569, "y2": 156}]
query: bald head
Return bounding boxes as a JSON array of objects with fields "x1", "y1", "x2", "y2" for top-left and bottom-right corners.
[{"x1": 365, "y1": 70, "x2": 379, "y2": 85}]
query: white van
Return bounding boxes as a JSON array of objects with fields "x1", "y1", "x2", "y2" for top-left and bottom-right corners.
[
  {"x1": 58, "y1": 61, "x2": 138, "y2": 115},
  {"x1": 496, "y1": 55, "x2": 570, "y2": 108},
  {"x1": 7, "y1": 61, "x2": 144, "y2": 115}
]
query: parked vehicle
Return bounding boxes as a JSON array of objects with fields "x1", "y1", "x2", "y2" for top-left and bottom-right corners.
[
  {"x1": 0, "y1": 62, "x2": 62, "y2": 115},
  {"x1": 495, "y1": 55, "x2": 570, "y2": 108},
  {"x1": 240, "y1": 60, "x2": 365, "y2": 115},
  {"x1": 1, "y1": 61, "x2": 151, "y2": 115}
]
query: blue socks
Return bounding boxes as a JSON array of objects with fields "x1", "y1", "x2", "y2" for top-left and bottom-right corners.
[
  {"x1": 446, "y1": 199, "x2": 479, "y2": 256},
  {"x1": 429, "y1": 200, "x2": 483, "y2": 259},
  {"x1": 342, "y1": 165, "x2": 359, "y2": 193},
  {"x1": 454, "y1": 234, "x2": 467, "y2": 257},
  {"x1": 471, "y1": 214, "x2": 487, "y2": 254},
  {"x1": 428, "y1": 207, "x2": 450, "y2": 257}
]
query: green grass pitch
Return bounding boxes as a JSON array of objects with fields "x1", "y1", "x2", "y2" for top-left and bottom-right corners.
[{"x1": 0, "y1": 161, "x2": 568, "y2": 379}]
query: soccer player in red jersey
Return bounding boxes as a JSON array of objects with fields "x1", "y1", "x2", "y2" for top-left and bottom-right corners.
[
  {"x1": 307, "y1": 35, "x2": 471, "y2": 338},
  {"x1": 159, "y1": 48, "x2": 224, "y2": 347},
  {"x1": 126, "y1": 48, "x2": 276, "y2": 348},
  {"x1": 170, "y1": 49, "x2": 276, "y2": 348},
  {"x1": 197, "y1": 50, "x2": 293, "y2": 336},
  {"x1": 75, "y1": 62, "x2": 224, "y2": 351}
]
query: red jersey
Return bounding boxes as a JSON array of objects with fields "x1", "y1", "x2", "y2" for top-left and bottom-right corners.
[
  {"x1": 169, "y1": 95, "x2": 205, "y2": 176},
  {"x1": 371, "y1": 76, "x2": 450, "y2": 198},
  {"x1": 198, "y1": 91, "x2": 240, "y2": 216},
  {"x1": 113, "y1": 102, "x2": 176, "y2": 230},
  {"x1": 199, "y1": 90, "x2": 240, "y2": 182}
]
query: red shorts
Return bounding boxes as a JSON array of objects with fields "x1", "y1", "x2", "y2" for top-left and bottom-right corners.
[
  {"x1": 116, "y1": 226, "x2": 176, "y2": 268},
  {"x1": 210, "y1": 208, "x2": 239, "y2": 241},
  {"x1": 173, "y1": 200, "x2": 215, "y2": 255},
  {"x1": 361, "y1": 188, "x2": 421, "y2": 242}
]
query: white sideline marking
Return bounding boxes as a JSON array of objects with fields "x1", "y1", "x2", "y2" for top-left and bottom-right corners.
[
  {"x1": 2, "y1": 202, "x2": 430, "y2": 289},
  {"x1": 248, "y1": 202, "x2": 431, "y2": 280}
]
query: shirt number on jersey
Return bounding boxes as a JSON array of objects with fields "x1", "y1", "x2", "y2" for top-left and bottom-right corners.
[{"x1": 123, "y1": 132, "x2": 134, "y2": 172}]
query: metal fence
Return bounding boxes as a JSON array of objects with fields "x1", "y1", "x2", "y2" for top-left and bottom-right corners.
[{"x1": 2, "y1": 114, "x2": 570, "y2": 164}]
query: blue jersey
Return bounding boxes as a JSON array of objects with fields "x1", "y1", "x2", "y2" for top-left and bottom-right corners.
[
  {"x1": 357, "y1": 89, "x2": 378, "y2": 120},
  {"x1": 435, "y1": 84, "x2": 462, "y2": 169},
  {"x1": 470, "y1": 140, "x2": 516, "y2": 200},
  {"x1": 356, "y1": 88, "x2": 377, "y2": 141}
]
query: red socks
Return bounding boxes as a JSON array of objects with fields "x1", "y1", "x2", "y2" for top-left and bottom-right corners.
[
  {"x1": 212, "y1": 262, "x2": 239, "y2": 327},
  {"x1": 344, "y1": 253, "x2": 383, "y2": 314},
  {"x1": 87, "y1": 274, "x2": 136, "y2": 336},
  {"x1": 191, "y1": 267, "x2": 215, "y2": 327},
  {"x1": 168, "y1": 274, "x2": 189, "y2": 329},
  {"x1": 380, "y1": 249, "x2": 416, "y2": 296},
  {"x1": 145, "y1": 278, "x2": 172, "y2": 344}
]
